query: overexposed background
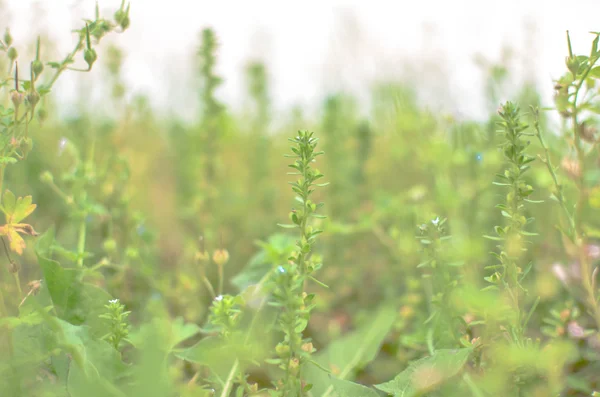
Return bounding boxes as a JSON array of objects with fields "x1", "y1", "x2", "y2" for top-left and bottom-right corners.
[{"x1": 2, "y1": 0, "x2": 600, "y2": 121}]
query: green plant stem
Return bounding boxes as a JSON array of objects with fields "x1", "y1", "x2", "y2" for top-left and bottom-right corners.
[
  {"x1": 570, "y1": 56, "x2": 600, "y2": 330},
  {"x1": 218, "y1": 263, "x2": 224, "y2": 296},
  {"x1": 76, "y1": 217, "x2": 87, "y2": 268},
  {"x1": 202, "y1": 276, "x2": 217, "y2": 299},
  {"x1": 220, "y1": 360, "x2": 239, "y2": 397},
  {"x1": 0, "y1": 164, "x2": 5, "y2": 202},
  {"x1": 12, "y1": 272, "x2": 21, "y2": 298},
  {"x1": 47, "y1": 37, "x2": 85, "y2": 88},
  {"x1": 532, "y1": 109, "x2": 574, "y2": 232},
  {"x1": 0, "y1": 283, "x2": 7, "y2": 317},
  {"x1": 220, "y1": 270, "x2": 274, "y2": 397}
]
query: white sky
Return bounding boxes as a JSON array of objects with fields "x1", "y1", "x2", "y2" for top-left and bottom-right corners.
[{"x1": 3, "y1": 0, "x2": 600, "y2": 121}]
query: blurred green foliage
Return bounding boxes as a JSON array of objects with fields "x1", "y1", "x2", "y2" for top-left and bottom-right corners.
[{"x1": 1, "y1": 5, "x2": 600, "y2": 396}]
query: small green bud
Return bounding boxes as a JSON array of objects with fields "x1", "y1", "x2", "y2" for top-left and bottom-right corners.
[
  {"x1": 566, "y1": 56, "x2": 580, "y2": 76},
  {"x1": 40, "y1": 171, "x2": 54, "y2": 184},
  {"x1": 275, "y1": 343, "x2": 290, "y2": 356},
  {"x1": 125, "y1": 247, "x2": 139, "y2": 260},
  {"x1": 115, "y1": 6, "x2": 130, "y2": 31},
  {"x1": 3, "y1": 29, "x2": 12, "y2": 47},
  {"x1": 103, "y1": 239, "x2": 117, "y2": 253},
  {"x1": 301, "y1": 342, "x2": 314, "y2": 353},
  {"x1": 84, "y1": 48, "x2": 98, "y2": 69},
  {"x1": 32, "y1": 60, "x2": 44, "y2": 79},
  {"x1": 288, "y1": 358, "x2": 300, "y2": 375},
  {"x1": 195, "y1": 250, "x2": 210, "y2": 264},
  {"x1": 92, "y1": 21, "x2": 112, "y2": 40},
  {"x1": 7, "y1": 47, "x2": 17, "y2": 61},
  {"x1": 37, "y1": 107, "x2": 48, "y2": 123},
  {"x1": 213, "y1": 249, "x2": 230, "y2": 266}
]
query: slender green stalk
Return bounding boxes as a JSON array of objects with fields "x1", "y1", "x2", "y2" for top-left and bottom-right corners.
[
  {"x1": 219, "y1": 269, "x2": 274, "y2": 397},
  {"x1": 76, "y1": 217, "x2": 87, "y2": 268},
  {"x1": 12, "y1": 272, "x2": 21, "y2": 298},
  {"x1": 218, "y1": 263, "x2": 224, "y2": 296},
  {"x1": 564, "y1": 31, "x2": 600, "y2": 329},
  {"x1": 531, "y1": 107, "x2": 574, "y2": 232}
]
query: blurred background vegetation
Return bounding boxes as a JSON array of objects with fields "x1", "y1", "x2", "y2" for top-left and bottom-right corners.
[{"x1": 1, "y1": 1, "x2": 600, "y2": 395}]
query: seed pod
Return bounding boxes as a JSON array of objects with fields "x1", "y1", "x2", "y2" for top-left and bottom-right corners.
[
  {"x1": 32, "y1": 60, "x2": 44, "y2": 79},
  {"x1": 103, "y1": 239, "x2": 117, "y2": 253},
  {"x1": 26, "y1": 90, "x2": 40, "y2": 111},
  {"x1": 114, "y1": 4, "x2": 130, "y2": 31},
  {"x1": 10, "y1": 90, "x2": 24, "y2": 109},
  {"x1": 7, "y1": 47, "x2": 17, "y2": 61},
  {"x1": 92, "y1": 20, "x2": 112, "y2": 40},
  {"x1": 566, "y1": 56, "x2": 580, "y2": 76},
  {"x1": 84, "y1": 48, "x2": 98, "y2": 69}
]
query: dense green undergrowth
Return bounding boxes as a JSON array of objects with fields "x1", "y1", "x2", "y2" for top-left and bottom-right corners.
[{"x1": 1, "y1": 3, "x2": 600, "y2": 396}]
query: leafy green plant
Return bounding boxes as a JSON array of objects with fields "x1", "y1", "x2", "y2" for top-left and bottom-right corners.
[{"x1": 2, "y1": 6, "x2": 600, "y2": 396}]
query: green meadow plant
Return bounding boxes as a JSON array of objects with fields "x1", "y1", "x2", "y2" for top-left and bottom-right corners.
[
  {"x1": 484, "y1": 102, "x2": 539, "y2": 344},
  {"x1": 3, "y1": 4, "x2": 600, "y2": 395},
  {"x1": 269, "y1": 130, "x2": 327, "y2": 396}
]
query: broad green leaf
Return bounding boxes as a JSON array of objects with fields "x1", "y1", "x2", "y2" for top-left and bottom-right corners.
[
  {"x1": 68, "y1": 339, "x2": 128, "y2": 397},
  {"x1": 374, "y1": 348, "x2": 473, "y2": 397},
  {"x1": 305, "y1": 305, "x2": 397, "y2": 397},
  {"x1": 36, "y1": 228, "x2": 112, "y2": 332},
  {"x1": 330, "y1": 377, "x2": 381, "y2": 397},
  {"x1": 231, "y1": 233, "x2": 296, "y2": 291},
  {"x1": 169, "y1": 317, "x2": 202, "y2": 349},
  {"x1": 2, "y1": 190, "x2": 16, "y2": 215},
  {"x1": 175, "y1": 332, "x2": 269, "y2": 375}
]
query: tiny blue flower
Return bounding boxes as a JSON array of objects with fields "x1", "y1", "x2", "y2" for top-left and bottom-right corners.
[
  {"x1": 277, "y1": 266, "x2": 286, "y2": 274},
  {"x1": 475, "y1": 153, "x2": 483, "y2": 162}
]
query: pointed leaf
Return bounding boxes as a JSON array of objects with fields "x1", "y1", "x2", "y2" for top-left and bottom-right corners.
[
  {"x1": 374, "y1": 348, "x2": 473, "y2": 397},
  {"x1": 330, "y1": 377, "x2": 381, "y2": 397}
]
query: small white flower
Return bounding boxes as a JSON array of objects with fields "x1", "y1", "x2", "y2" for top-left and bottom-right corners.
[
  {"x1": 109, "y1": 299, "x2": 119, "y2": 304},
  {"x1": 214, "y1": 295, "x2": 223, "y2": 302}
]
